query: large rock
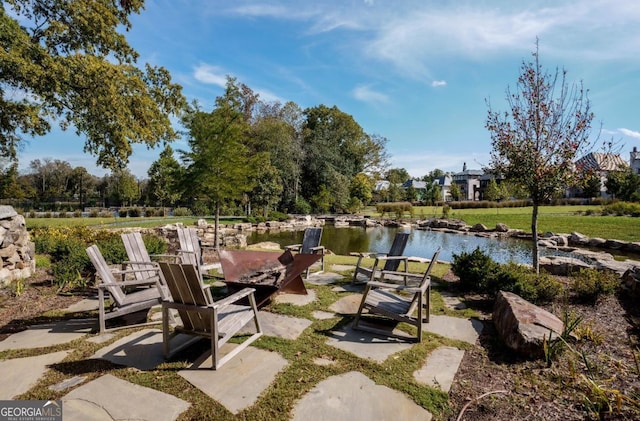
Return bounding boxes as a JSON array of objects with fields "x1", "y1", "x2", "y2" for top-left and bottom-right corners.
[{"x1": 493, "y1": 291, "x2": 564, "y2": 359}]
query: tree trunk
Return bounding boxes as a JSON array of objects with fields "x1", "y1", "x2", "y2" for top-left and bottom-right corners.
[
  {"x1": 214, "y1": 201, "x2": 220, "y2": 251},
  {"x1": 531, "y1": 202, "x2": 540, "y2": 274}
]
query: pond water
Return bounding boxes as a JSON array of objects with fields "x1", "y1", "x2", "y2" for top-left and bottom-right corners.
[{"x1": 247, "y1": 225, "x2": 568, "y2": 264}]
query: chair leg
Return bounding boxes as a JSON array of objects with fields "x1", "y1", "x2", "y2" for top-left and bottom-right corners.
[
  {"x1": 211, "y1": 310, "x2": 220, "y2": 369},
  {"x1": 98, "y1": 289, "x2": 106, "y2": 334},
  {"x1": 162, "y1": 304, "x2": 170, "y2": 358},
  {"x1": 416, "y1": 294, "x2": 423, "y2": 342}
]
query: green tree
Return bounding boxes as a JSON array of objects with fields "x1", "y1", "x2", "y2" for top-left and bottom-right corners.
[
  {"x1": 449, "y1": 182, "x2": 462, "y2": 201},
  {"x1": 301, "y1": 105, "x2": 386, "y2": 202},
  {"x1": 249, "y1": 156, "x2": 283, "y2": 217},
  {"x1": 350, "y1": 173, "x2": 373, "y2": 205},
  {"x1": 0, "y1": 0, "x2": 186, "y2": 168},
  {"x1": 250, "y1": 101, "x2": 304, "y2": 211},
  {"x1": 27, "y1": 158, "x2": 73, "y2": 204},
  {"x1": 605, "y1": 167, "x2": 640, "y2": 201},
  {"x1": 486, "y1": 41, "x2": 594, "y2": 272},
  {"x1": 111, "y1": 168, "x2": 139, "y2": 207},
  {"x1": 180, "y1": 79, "x2": 255, "y2": 248},
  {"x1": 0, "y1": 161, "x2": 23, "y2": 199},
  {"x1": 580, "y1": 171, "x2": 602, "y2": 198},
  {"x1": 386, "y1": 168, "x2": 410, "y2": 184},
  {"x1": 147, "y1": 145, "x2": 182, "y2": 214},
  {"x1": 484, "y1": 178, "x2": 502, "y2": 201}
]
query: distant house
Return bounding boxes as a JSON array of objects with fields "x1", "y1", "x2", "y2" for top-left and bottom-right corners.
[
  {"x1": 434, "y1": 175, "x2": 452, "y2": 202},
  {"x1": 573, "y1": 152, "x2": 628, "y2": 198},
  {"x1": 401, "y1": 179, "x2": 427, "y2": 201},
  {"x1": 374, "y1": 180, "x2": 390, "y2": 191},
  {"x1": 631, "y1": 147, "x2": 640, "y2": 175},
  {"x1": 452, "y1": 163, "x2": 483, "y2": 201}
]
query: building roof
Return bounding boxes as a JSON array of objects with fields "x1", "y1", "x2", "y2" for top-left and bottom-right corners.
[{"x1": 575, "y1": 152, "x2": 628, "y2": 172}]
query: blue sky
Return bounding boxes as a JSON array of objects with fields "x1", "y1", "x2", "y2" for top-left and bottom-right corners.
[{"x1": 17, "y1": 0, "x2": 640, "y2": 179}]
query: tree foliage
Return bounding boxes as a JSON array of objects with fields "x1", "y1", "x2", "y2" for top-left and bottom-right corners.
[
  {"x1": 605, "y1": 167, "x2": 640, "y2": 201},
  {"x1": 147, "y1": 145, "x2": 182, "y2": 212},
  {"x1": 0, "y1": 0, "x2": 186, "y2": 168},
  {"x1": 486, "y1": 41, "x2": 594, "y2": 271}
]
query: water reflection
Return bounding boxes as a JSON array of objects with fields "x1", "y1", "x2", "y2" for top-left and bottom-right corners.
[{"x1": 247, "y1": 225, "x2": 559, "y2": 264}]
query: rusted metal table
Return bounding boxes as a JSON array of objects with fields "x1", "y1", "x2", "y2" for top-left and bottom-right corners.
[{"x1": 218, "y1": 249, "x2": 322, "y2": 306}]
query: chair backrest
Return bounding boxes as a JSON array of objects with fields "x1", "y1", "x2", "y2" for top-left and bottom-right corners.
[
  {"x1": 301, "y1": 227, "x2": 322, "y2": 254},
  {"x1": 121, "y1": 232, "x2": 157, "y2": 282},
  {"x1": 159, "y1": 262, "x2": 211, "y2": 333},
  {"x1": 419, "y1": 247, "x2": 441, "y2": 287},
  {"x1": 383, "y1": 232, "x2": 410, "y2": 271},
  {"x1": 176, "y1": 226, "x2": 202, "y2": 266},
  {"x1": 86, "y1": 245, "x2": 126, "y2": 306}
]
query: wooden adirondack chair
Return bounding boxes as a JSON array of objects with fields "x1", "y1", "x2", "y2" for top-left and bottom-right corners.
[
  {"x1": 86, "y1": 245, "x2": 167, "y2": 333},
  {"x1": 176, "y1": 226, "x2": 220, "y2": 280},
  {"x1": 353, "y1": 247, "x2": 441, "y2": 342},
  {"x1": 159, "y1": 262, "x2": 262, "y2": 369},
  {"x1": 351, "y1": 232, "x2": 410, "y2": 283},
  {"x1": 121, "y1": 232, "x2": 179, "y2": 285},
  {"x1": 284, "y1": 227, "x2": 325, "y2": 277}
]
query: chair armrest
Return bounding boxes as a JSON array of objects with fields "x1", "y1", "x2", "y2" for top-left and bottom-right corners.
[
  {"x1": 213, "y1": 288, "x2": 257, "y2": 308},
  {"x1": 367, "y1": 280, "x2": 410, "y2": 290},
  {"x1": 407, "y1": 256, "x2": 430, "y2": 263},
  {"x1": 376, "y1": 255, "x2": 407, "y2": 261},
  {"x1": 122, "y1": 261, "x2": 160, "y2": 267},
  {"x1": 285, "y1": 244, "x2": 302, "y2": 251},
  {"x1": 309, "y1": 246, "x2": 325, "y2": 253},
  {"x1": 149, "y1": 253, "x2": 181, "y2": 261},
  {"x1": 96, "y1": 278, "x2": 159, "y2": 288}
]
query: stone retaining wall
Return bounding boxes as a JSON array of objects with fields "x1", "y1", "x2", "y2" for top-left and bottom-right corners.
[{"x1": 0, "y1": 206, "x2": 35, "y2": 286}]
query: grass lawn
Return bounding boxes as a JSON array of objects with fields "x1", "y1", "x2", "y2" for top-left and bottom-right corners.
[{"x1": 25, "y1": 204, "x2": 639, "y2": 242}]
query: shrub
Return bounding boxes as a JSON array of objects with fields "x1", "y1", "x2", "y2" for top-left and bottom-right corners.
[
  {"x1": 376, "y1": 202, "x2": 412, "y2": 218},
  {"x1": 173, "y1": 207, "x2": 192, "y2": 217},
  {"x1": 73, "y1": 210, "x2": 82, "y2": 218},
  {"x1": 191, "y1": 202, "x2": 209, "y2": 216},
  {"x1": 89, "y1": 210, "x2": 99, "y2": 217},
  {"x1": 571, "y1": 268, "x2": 620, "y2": 303},
  {"x1": 268, "y1": 211, "x2": 289, "y2": 222},
  {"x1": 293, "y1": 197, "x2": 311, "y2": 214},
  {"x1": 128, "y1": 207, "x2": 140, "y2": 217},
  {"x1": 451, "y1": 247, "x2": 500, "y2": 292},
  {"x1": 118, "y1": 209, "x2": 128, "y2": 217},
  {"x1": 490, "y1": 263, "x2": 564, "y2": 304},
  {"x1": 143, "y1": 233, "x2": 168, "y2": 255}
]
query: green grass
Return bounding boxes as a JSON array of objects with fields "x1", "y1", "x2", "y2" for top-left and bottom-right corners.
[{"x1": 376, "y1": 205, "x2": 640, "y2": 242}]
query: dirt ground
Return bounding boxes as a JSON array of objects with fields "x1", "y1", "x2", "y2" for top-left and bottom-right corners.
[{"x1": 2, "y1": 269, "x2": 640, "y2": 420}]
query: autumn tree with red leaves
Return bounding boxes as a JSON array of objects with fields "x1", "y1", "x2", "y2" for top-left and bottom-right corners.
[{"x1": 485, "y1": 41, "x2": 595, "y2": 272}]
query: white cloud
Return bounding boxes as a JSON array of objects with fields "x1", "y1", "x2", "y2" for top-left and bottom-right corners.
[
  {"x1": 431, "y1": 80, "x2": 447, "y2": 88},
  {"x1": 352, "y1": 85, "x2": 389, "y2": 104},
  {"x1": 193, "y1": 64, "x2": 228, "y2": 87},
  {"x1": 619, "y1": 128, "x2": 640, "y2": 139}
]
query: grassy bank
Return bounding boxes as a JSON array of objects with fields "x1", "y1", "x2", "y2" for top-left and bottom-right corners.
[{"x1": 24, "y1": 205, "x2": 639, "y2": 243}]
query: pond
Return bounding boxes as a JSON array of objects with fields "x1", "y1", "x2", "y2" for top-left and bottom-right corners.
[{"x1": 247, "y1": 225, "x2": 569, "y2": 265}]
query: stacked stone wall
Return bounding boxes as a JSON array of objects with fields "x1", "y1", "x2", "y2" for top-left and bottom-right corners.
[{"x1": 0, "y1": 206, "x2": 35, "y2": 286}]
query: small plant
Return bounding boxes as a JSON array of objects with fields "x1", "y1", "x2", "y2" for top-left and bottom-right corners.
[
  {"x1": 543, "y1": 311, "x2": 582, "y2": 367},
  {"x1": 571, "y1": 268, "x2": 620, "y2": 303},
  {"x1": 10, "y1": 278, "x2": 25, "y2": 297}
]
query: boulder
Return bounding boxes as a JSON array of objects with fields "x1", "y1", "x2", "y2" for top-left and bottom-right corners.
[
  {"x1": 569, "y1": 232, "x2": 589, "y2": 246},
  {"x1": 493, "y1": 291, "x2": 564, "y2": 359},
  {"x1": 470, "y1": 223, "x2": 488, "y2": 232},
  {"x1": 539, "y1": 255, "x2": 591, "y2": 275},
  {"x1": 495, "y1": 223, "x2": 509, "y2": 233}
]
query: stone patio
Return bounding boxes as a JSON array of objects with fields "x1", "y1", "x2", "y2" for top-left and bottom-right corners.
[{"x1": 0, "y1": 265, "x2": 483, "y2": 420}]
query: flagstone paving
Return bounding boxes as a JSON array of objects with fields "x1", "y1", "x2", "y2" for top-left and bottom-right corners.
[
  {"x1": 414, "y1": 346, "x2": 466, "y2": 392},
  {"x1": 0, "y1": 264, "x2": 487, "y2": 420},
  {"x1": 91, "y1": 328, "x2": 195, "y2": 371},
  {"x1": 63, "y1": 374, "x2": 190, "y2": 421},
  {"x1": 325, "y1": 322, "x2": 413, "y2": 363},
  {"x1": 0, "y1": 319, "x2": 93, "y2": 351},
  {"x1": 179, "y1": 345, "x2": 288, "y2": 414},
  {"x1": 291, "y1": 371, "x2": 433, "y2": 421},
  {"x1": 0, "y1": 350, "x2": 70, "y2": 399}
]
